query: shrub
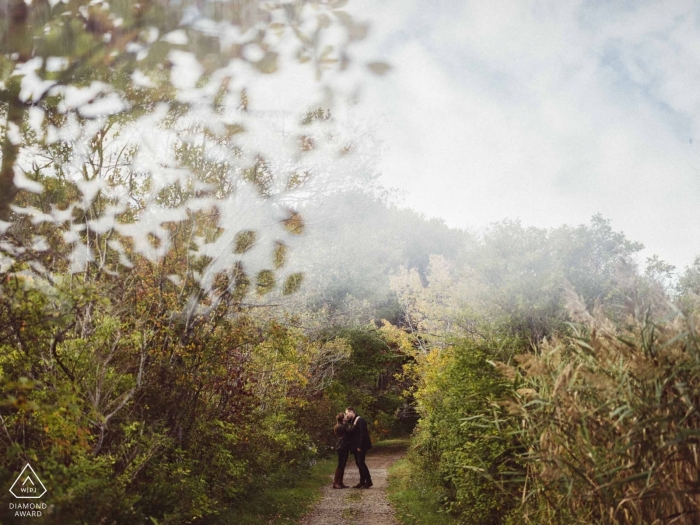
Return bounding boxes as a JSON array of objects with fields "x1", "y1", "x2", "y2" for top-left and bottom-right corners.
[{"x1": 410, "y1": 339, "x2": 522, "y2": 524}]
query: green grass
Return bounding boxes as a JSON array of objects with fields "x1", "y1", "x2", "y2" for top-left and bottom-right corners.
[
  {"x1": 373, "y1": 437, "x2": 412, "y2": 449},
  {"x1": 386, "y1": 457, "x2": 457, "y2": 525},
  {"x1": 211, "y1": 458, "x2": 336, "y2": 525},
  {"x1": 345, "y1": 491, "x2": 362, "y2": 502}
]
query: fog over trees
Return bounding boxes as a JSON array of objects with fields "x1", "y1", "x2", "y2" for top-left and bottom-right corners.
[{"x1": 1, "y1": 1, "x2": 700, "y2": 524}]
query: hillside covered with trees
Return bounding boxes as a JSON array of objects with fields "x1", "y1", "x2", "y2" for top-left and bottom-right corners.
[{"x1": 2, "y1": 1, "x2": 700, "y2": 525}]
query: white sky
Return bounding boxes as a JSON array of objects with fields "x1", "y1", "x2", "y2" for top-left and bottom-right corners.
[{"x1": 346, "y1": 0, "x2": 700, "y2": 270}]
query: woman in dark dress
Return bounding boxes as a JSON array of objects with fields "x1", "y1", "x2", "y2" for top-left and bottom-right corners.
[{"x1": 332, "y1": 412, "x2": 353, "y2": 489}]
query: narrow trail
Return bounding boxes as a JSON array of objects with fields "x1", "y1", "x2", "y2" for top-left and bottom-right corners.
[{"x1": 300, "y1": 443, "x2": 407, "y2": 525}]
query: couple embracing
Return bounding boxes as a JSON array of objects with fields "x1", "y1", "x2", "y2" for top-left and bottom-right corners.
[{"x1": 332, "y1": 407, "x2": 373, "y2": 489}]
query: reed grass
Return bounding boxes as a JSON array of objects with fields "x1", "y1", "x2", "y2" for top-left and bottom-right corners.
[{"x1": 508, "y1": 287, "x2": 700, "y2": 524}]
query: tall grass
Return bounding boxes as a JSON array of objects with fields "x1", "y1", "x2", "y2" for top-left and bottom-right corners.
[{"x1": 510, "y1": 287, "x2": 700, "y2": 524}]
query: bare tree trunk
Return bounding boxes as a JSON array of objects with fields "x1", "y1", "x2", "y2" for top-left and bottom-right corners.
[
  {"x1": 0, "y1": 0, "x2": 31, "y2": 222},
  {"x1": 0, "y1": 93, "x2": 24, "y2": 222}
]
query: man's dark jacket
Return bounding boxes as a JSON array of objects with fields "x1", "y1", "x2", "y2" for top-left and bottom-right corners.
[{"x1": 350, "y1": 415, "x2": 373, "y2": 451}]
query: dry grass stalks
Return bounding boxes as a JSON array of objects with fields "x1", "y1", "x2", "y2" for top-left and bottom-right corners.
[{"x1": 512, "y1": 288, "x2": 700, "y2": 524}]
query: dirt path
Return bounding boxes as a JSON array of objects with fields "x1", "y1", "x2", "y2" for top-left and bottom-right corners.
[{"x1": 300, "y1": 443, "x2": 407, "y2": 525}]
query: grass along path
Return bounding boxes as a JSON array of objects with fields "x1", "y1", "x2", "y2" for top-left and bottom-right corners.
[
  {"x1": 386, "y1": 457, "x2": 456, "y2": 525},
  {"x1": 299, "y1": 439, "x2": 409, "y2": 525},
  {"x1": 213, "y1": 458, "x2": 337, "y2": 525}
]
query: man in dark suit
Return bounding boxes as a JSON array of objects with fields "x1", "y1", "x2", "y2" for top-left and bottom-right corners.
[{"x1": 345, "y1": 406, "x2": 373, "y2": 488}]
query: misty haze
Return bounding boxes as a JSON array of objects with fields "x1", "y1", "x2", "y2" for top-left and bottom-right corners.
[{"x1": 1, "y1": 1, "x2": 699, "y2": 524}]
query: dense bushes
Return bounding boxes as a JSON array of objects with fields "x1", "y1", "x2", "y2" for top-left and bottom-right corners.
[
  {"x1": 400, "y1": 278, "x2": 700, "y2": 525},
  {"x1": 0, "y1": 235, "x2": 418, "y2": 524},
  {"x1": 389, "y1": 217, "x2": 700, "y2": 525},
  {"x1": 409, "y1": 339, "x2": 520, "y2": 524},
  {"x1": 0, "y1": 259, "x2": 347, "y2": 524}
]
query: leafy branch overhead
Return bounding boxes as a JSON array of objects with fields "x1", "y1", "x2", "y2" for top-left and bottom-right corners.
[
  {"x1": 0, "y1": 2, "x2": 398, "y2": 523},
  {"x1": 0, "y1": 0, "x2": 385, "y2": 304}
]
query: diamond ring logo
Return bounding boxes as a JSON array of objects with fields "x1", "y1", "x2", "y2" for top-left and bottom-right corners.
[{"x1": 9, "y1": 464, "x2": 47, "y2": 499}]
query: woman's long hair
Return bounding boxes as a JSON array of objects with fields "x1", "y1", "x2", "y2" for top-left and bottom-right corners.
[{"x1": 333, "y1": 412, "x2": 345, "y2": 435}]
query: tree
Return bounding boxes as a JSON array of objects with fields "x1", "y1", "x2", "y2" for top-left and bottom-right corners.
[
  {"x1": 0, "y1": 3, "x2": 392, "y2": 522},
  {"x1": 0, "y1": 0, "x2": 385, "y2": 301}
]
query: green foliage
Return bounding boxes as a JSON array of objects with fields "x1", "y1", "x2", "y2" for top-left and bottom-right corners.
[
  {"x1": 388, "y1": 216, "x2": 665, "y2": 524},
  {"x1": 0, "y1": 259, "x2": 337, "y2": 524},
  {"x1": 323, "y1": 326, "x2": 413, "y2": 439},
  {"x1": 283, "y1": 273, "x2": 304, "y2": 295},
  {"x1": 212, "y1": 457, "x2": 337, "y2": 525},
  {"x1": 0, "y1": 2, "x2": 433, "y2": 524},
  {"x1": 234, "y1": 231, "x2": 257, "y2": 254},
  {"x1": 462, "y1": 215, "x2": 643, "y2": 340},
  {"x1": 677, "y1": 256, "x2": 700, "y2": 314},
  {"x1": 409, "y1": 339, "x2": 521, "y2": 524},
  {"x1": 387, "y1": 457, "x2": 457, "y2": 525}
]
